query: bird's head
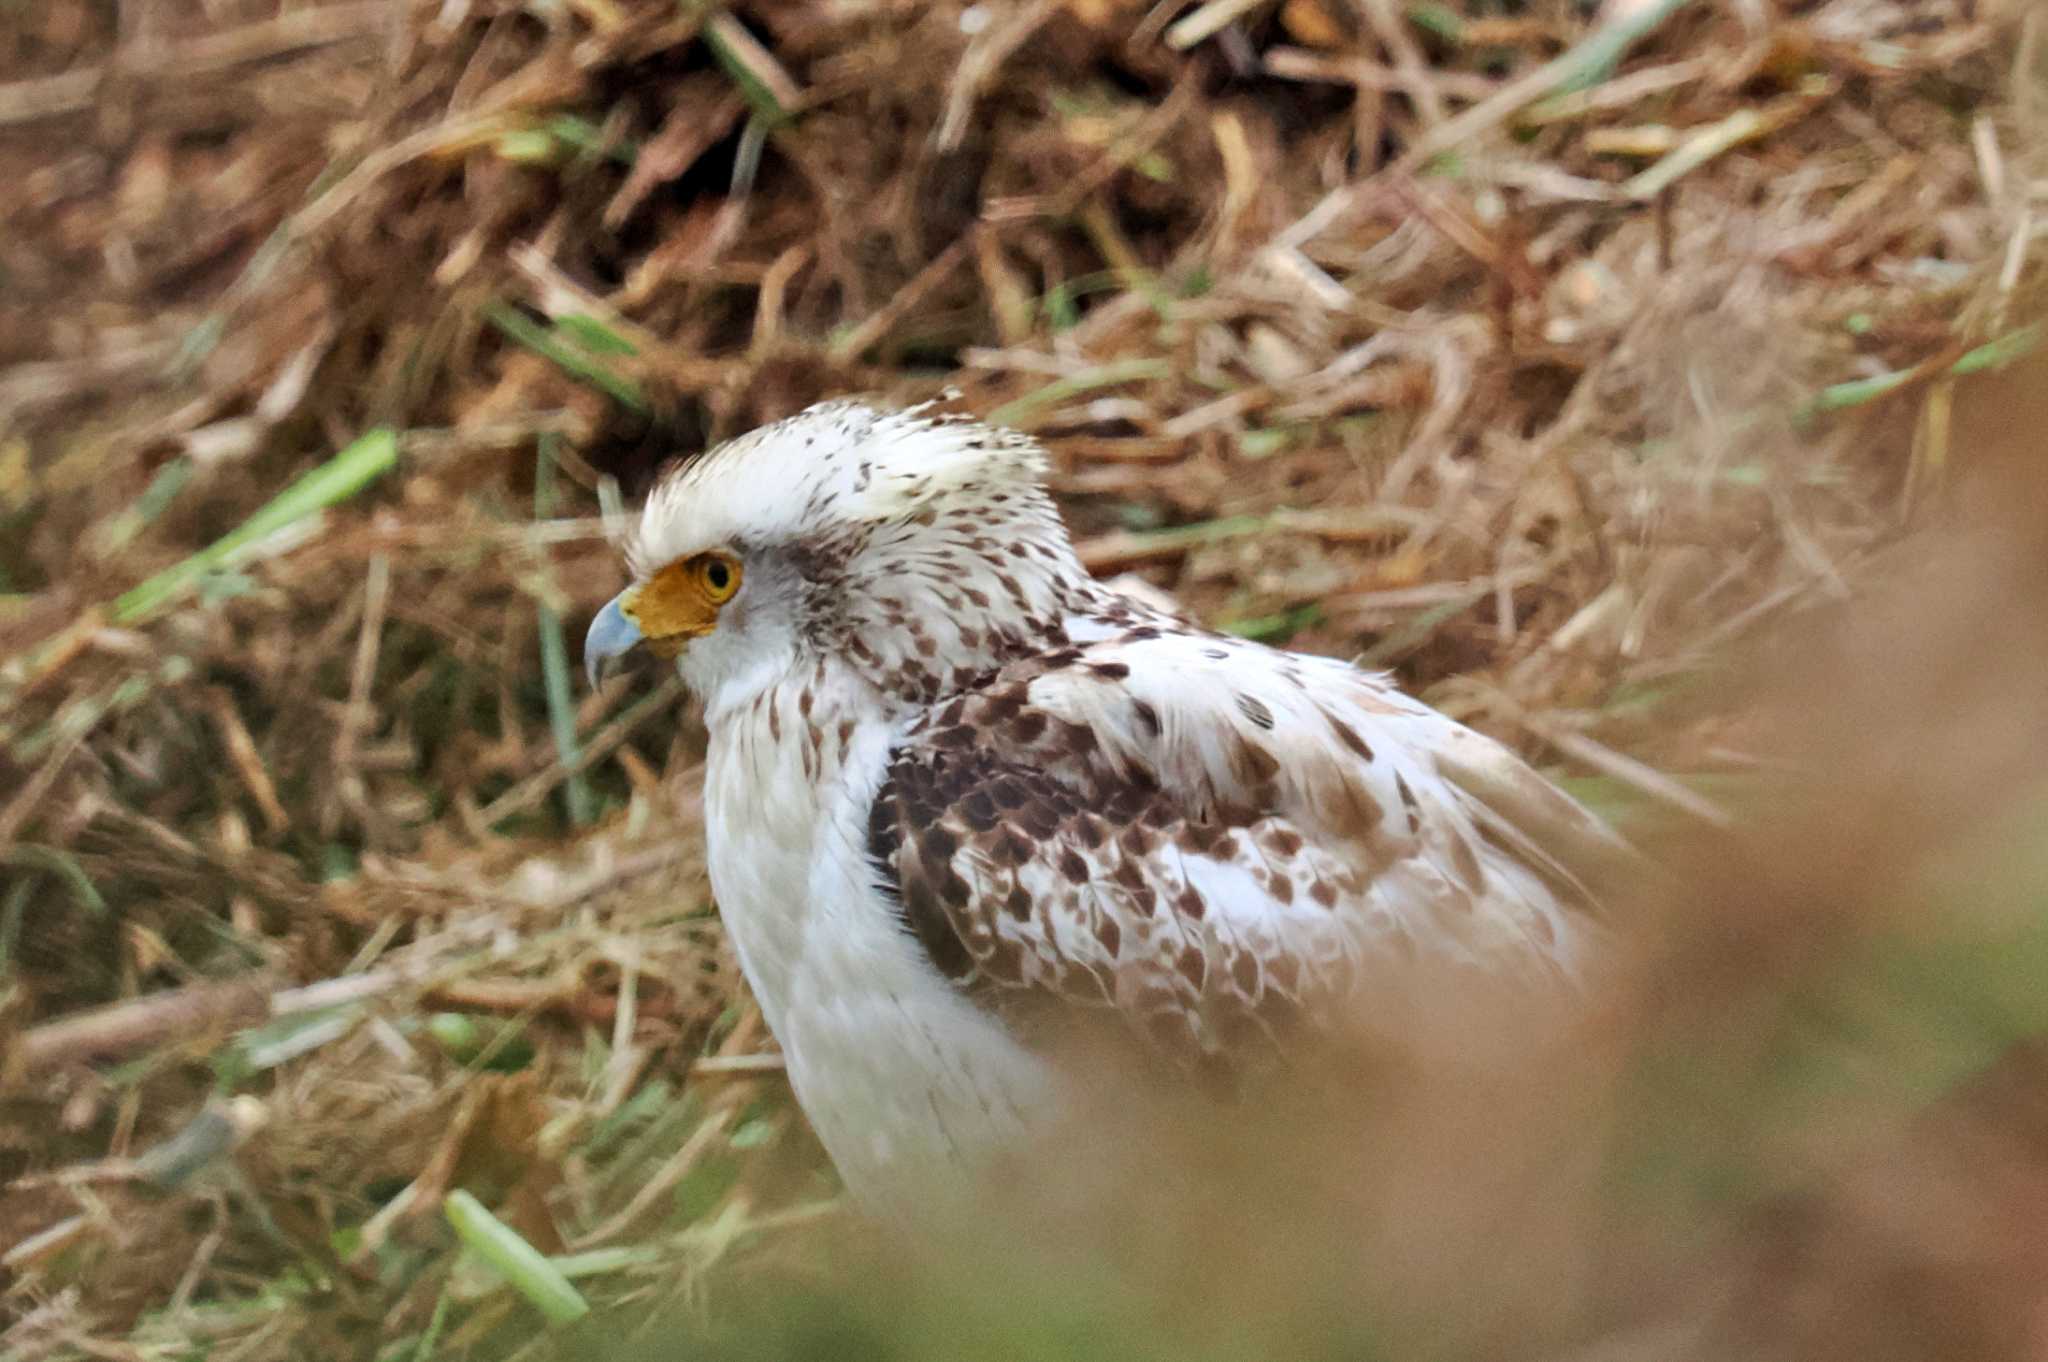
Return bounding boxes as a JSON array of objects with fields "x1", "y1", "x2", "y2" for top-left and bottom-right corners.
[{"x1": 585, "y1": 400, "x2": 1093, "y2": 717}]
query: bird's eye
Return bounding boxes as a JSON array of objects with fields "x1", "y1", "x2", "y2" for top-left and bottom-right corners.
[{"x1": 697, "y1": 553, "x2": 741, "y2": 603}]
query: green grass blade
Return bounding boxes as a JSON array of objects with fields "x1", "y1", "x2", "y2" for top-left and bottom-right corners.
[
  {"x1": 535, "y1": 435, "x2": 596, "y2": 826},
  {"x1": 1221, "y1": 602, "x2": 1325, "y2": 642},
  {"x1": 483, "y1": 302, "x2": 648, "y2": 413},
  {"x1": 703, "y1": 10, "x2": 793, "y2": 125},
  {"x1": 1551, "y1": 0, "x2": 1696, "y2": 94},
  {"x1": 442, "y1": 1189, "x2": 590, "y2": 1324},
  {"x1": 114, "y1": 429, "x2": 400, "y2": 624},
  {"x1": 0, "y1": 843, "x2": 107, "y2": 916},
  {"x1": 1801, "y1": 323, "x2": 2044, "y2": 420},
  {"x1": 986, "y1": 360, "x2": 1172, "y2": 429}
]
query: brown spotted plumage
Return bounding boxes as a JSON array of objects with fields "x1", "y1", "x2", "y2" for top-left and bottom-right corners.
[
  {"x1": 585, "y1": 399, "x2": 1630, "y2": 1216},
  {"x1": 860, "y1": 610, "x2": 1620, "y2": 1081}
]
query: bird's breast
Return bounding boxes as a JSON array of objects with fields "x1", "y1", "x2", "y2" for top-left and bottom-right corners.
[
  {"x1": 699, "y1": 671, "x2": 877, "y2": 1017},
  {"x1": 698, "y1": 669, "x2": 1058, "y2": 1211}
]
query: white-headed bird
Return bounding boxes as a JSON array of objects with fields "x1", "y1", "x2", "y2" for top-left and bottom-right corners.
[{"x1": 585, "y1": 399, "x2": 1625, "y2": 1215}]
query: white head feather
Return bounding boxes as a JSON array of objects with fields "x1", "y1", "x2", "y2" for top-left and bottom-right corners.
[{"x1": 613, "y1": 400, "x2": 1103, "y2": 718}]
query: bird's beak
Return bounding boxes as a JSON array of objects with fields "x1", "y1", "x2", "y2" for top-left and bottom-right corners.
[{"x1": 584, "y1": 592, "x2": 644, "y2": 689}]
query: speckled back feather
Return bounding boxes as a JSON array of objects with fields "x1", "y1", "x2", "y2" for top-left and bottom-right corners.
[{"x1": 864, "y1": 595, "x2": 1626, "y2": 1075}]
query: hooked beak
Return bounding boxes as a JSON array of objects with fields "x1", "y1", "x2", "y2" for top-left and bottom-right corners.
[{"x1": 583, "y1": 592, "x2": 644, "y2": 689}]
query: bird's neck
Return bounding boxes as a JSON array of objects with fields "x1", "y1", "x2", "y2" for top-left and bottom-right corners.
[
  {"x1": 697, "y1": 654, "x2": 897, "y2": 1028},
  {"x1": 694, "y1": 651, "x2": 1059, "y2": 1209}
]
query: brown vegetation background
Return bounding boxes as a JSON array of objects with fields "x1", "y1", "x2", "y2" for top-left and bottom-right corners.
[{"x1": 2, "y1": 0, "x2": 2046, "y2": 1357}]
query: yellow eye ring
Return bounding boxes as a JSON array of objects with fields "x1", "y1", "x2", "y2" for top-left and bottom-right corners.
[{"x1": 697, "y1": 553, "x2": 741, "y2": 603}]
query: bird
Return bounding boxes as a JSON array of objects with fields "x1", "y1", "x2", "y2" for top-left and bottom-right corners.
[{"x1": 583, "y1": 398, "x2": 1628, "y2": 1216}]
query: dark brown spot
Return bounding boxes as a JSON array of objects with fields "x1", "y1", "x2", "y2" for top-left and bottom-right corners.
[
  {"x1": 1262, "y1": 826, "x2": 1304, "y2": 857},
  {"x1": 1308, "y1": 879, "x2": 1338, "y2": 908},
  {"x1": 1175, "y1": 885, "x2": 1207, "y2": 919},
  {"x1": 1176, "y1": 945, "x2": 1206, "y2": 988},
  {"x1": 936, "y1": 864, "x2": 970, "y2": 903},
  {"x1": 1091, "y1": 662, "x2": 1131, "y2": 680},
  {"x1": 1105, "y1": 783, "x2": 1153, "y2": 825},
  {"x1": 1449, "y1": 831, "x2": 1483, "y2": 892},
  {"x1": 1059, "y1": 848, "x2": 1089, "y2": 883},
  {"x1": 1327, "y1": 712, "x2": 1374, "y2": 761},
  {"x1": 904, "y1": 879, "x2": 970, "y2": 980},
  {"x1": 1396, "y1": 773, "x2": 1421, "y2": 833},
  {"x1": 1236, "y1": 694, "x2": 1275, "y2": 729},
  {"x1": 1095, "y1": 916, "x2": 1122, "y2": 957},
  {"x1": 1005, "y1": 884, "x2": 1033, "y2": 921},
  {"x1": 1237, "y1": 739, "x2": 1280, "y2": 784},
  {"x1": 920, "y1": 825, "x2": 959, "y2": 863},
  {"x1": 868, "y1": 784, "x2": 899, "y2": 835},
  {"x1": 1131, "y1": 699, "x2": 1162, "y2": 739},
  {"x1": 1011, "y1": 710, "x2": 1049, "y2": 744}
]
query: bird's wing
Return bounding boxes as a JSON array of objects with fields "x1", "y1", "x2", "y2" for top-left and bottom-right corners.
[{"x1": 865, "y1": 621, "x2": 1626, "y2": 1070}]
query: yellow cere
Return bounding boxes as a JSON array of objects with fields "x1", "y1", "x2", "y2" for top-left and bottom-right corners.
[{"x1": 624, "y1": 552, "x2": 742, "y2": 654}]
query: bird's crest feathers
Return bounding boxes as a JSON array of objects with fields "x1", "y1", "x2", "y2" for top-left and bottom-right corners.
[{"x1": 627, "y1": 400, "x2": 1049, "y2": 578}]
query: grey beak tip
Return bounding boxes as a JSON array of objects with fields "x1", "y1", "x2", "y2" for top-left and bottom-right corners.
[{"x1": 583, "y1": 594, "x2": 644, "y2": 691}]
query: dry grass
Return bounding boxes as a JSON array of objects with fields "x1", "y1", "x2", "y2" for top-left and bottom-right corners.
[{"x1": 2, "y1": 0, "x2": 2046, "y2": 1357}]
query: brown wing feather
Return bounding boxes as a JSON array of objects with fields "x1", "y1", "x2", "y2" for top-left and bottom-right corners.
[
  {"x1": 865, "y1": 705, "x2": 1375, "y2": 1076},
  {"x1": 863, "y1": 613, "x2": 1623, "y2": 1072}
]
